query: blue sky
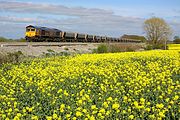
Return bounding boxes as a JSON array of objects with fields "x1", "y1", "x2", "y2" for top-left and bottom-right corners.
[{"x1": 0, "y1": 0, "x2": 180, "y2": 39}]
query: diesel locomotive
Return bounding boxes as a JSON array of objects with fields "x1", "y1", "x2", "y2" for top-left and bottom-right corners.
[{"x1": 25, "y1": 25, "x2": 141, "y2": 43}]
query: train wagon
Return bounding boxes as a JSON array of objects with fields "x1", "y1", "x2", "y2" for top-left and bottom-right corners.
[
  {"x1": 86, "y1": 35, "x2": 94, "y2": 42},
  {"x1": 62, "y1": 32, "x2": 77, "y2": 42},
  {"x1": 77, "y1": 34, "x2": 87, "y2": 42}
]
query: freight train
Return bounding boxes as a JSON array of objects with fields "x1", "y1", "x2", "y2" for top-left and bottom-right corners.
[{"x1": 25, "y1": 25, "x2": 141, "y2": 43}]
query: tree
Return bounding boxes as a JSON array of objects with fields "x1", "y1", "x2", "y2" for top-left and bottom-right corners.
[
  {"x1": 173, "y1": 36, "x2": 180, "y2": 44},
  {"x1": 144, "y1": 17, "x2": 171, "y2": 48},
  {"x1": 174, "y1": 36, "x2": 179, "y2": 40}
]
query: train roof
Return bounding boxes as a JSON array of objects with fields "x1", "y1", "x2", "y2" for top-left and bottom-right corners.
[{"x1": 26, "y1": 25, "x2": 62, "y2": 32}]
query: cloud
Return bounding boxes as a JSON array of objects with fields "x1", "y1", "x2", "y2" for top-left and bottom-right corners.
[
  {"x1": 0, "y1": 16, "x2": 46, "y2": 23},
  {"x1": 0, "y1": 1, "x2": 113, "y2": 17},
  {"x1": 0, "y1": 1, "x2": 158, "y2": 38}
]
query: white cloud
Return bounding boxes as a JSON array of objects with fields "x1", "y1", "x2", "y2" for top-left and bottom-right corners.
[
  {"x1": 0, "y1": 1, "x2": 113, "y2": 16},
  {"x1": 0, "y1": 1, "x2": 179, "y2": 39}
]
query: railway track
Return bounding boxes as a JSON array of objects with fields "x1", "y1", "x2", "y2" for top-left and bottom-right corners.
[{"x1": 0, "y1": 42, "x2": 143, "y2": 47}]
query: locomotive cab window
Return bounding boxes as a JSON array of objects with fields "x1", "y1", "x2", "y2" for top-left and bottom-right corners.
[
  {"x1": 31, "y1": 29, "x2": 35, "y2": 31},
  {"x1": 26, "y1": 28, "x2": 30, "y2": 32}
]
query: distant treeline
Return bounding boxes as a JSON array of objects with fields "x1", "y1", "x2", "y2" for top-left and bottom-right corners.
[
  {"x1": 173, "y1": 36, "x2": 180, "y2": 44},
  {"x1": 0, "y1": 37, "x2": 26, "y2": 42},
  {"x1": 121, "y1": 34, "x2": 147, "y2": 42}
]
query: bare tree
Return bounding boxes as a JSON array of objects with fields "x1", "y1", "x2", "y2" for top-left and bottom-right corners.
[{"x1": 144, "y1": 17, "x2": 171, "y2": 46}]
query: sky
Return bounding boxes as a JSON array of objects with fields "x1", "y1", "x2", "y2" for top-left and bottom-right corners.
[{"x1": 0, "y1": 0, "x2": 180, "y2": 39}]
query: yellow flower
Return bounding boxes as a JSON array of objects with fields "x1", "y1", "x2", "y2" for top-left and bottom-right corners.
[
  {"x1": 22, "y1": 108, "x2": 26, "y2": 113},
  {"x1": 170, "y1": 100, "x2": 174, "y2": 105},
  {"x1": 31, "y1": 116, "x2": 38, "y2": 120},
  {"x1": 53, "y1": 113, "x2": 58, "y2": 119},
  {"x1": 91, "y1": 105, "x2": 97, "y2": 110},
  {"x1": 112, "y1": 103, "x2": 120, "y2": 110},
  {"x1": 60, "y1": 109, "x2": 64, "y2": 113},
  {"x1": 76, "y1": 111, "x2": 82, "y2": 117},
  {"x1": 82, "y1": 109, "x2": 87, "y2": 113},
  {"x1": 13, "y1": 116, "x2": 20, "y2": 120},
  {"x1": 122, "y1": 110, "x2": 126, "y2": 114},
  {"x1": 97, "y1": 113, "x2": 102, "y2": 117},
  {"x1": 90, "y1": 115, "x2": 95, "y2": 120},
  {"x1": 103, "y1": 102, "x2": 108, "y2": 108},
  {"x1": 99, "y1": 108, "x2": 105, "y2": 114},
  {"x1": 78, "y1": 99, "x2": 83, "y2": 104},
  {"x1": 60, "y1": 104, "x2": 65, "y2": 108},
  {"x1": 29, "y1": 107, "x2": 33, "y2": 112},
  {"x1": 148, "y1": 114, "x2": 155, "y2": 119},
  {"x1": 106, "y1": 110, "x2": 110, "y2": 116},
  {"x1": 140, "y1": 98, "x2": 145, "y2": 104},
  {"x1": 147, "y1": 102, "x2": 151, "y2": 105},
  {"x1": 107, "y1": 97, "x2": 113, "y2": 101},
  {"x1": 128, "y1": 115, "x2": 134, "y2": 119},
  {"x1": 145, "y1": 108, "x2": 151, "y2": 112},
  {"x1": 123, "y1": 96, "x2": 128, "y2": 100},
  {"x1": 134, "y1": 101, "x2": 138, "y2": 108},
  {"x1": 159, "y1": 112, "x2": 165, "y2": 118},
  {"x1": 57, "y1": 89, "x2": 63, "y2": 93},
  {"x1": 8, "y1": 108, "x2": 12, "y2": 112},
  {"x1": 156, "y1": 103, "x2": 164, "y2": 109},
  {"x1": 66, "y1": 114, "x2": 71, "y2": 118},
  {"x1": 165, "y1": 98, "x2": 170, "y2": 102},
  {"x1": 46, "y1": 116, "x2": 52, "y2": 120},
  {"x1": 16, "y1": 113, "x2": 21, "y2": 117},
  {"x1": 64, "y1": 90, "x2": 69, "y2": 96},
  {"x1": 72, "y1": 117, "x2": 77, "y2": 120},
  {"x1": 173, "y1": 95, "x2": 179, "y2": 101}
]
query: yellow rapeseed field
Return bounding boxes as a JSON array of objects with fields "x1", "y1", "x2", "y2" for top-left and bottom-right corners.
[
  {"x1": 168, "y1": 44, "x2": 180, "y2": 50},
  {"x1": 0, "y1": 50, "x2": 179, "y2": 120}
]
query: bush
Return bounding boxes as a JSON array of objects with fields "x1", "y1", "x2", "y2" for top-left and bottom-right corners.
[
  {"x1": 173, "y1": 39, "x2": 180, "y2": 44},
  {"x1": 0, "y1": 51, "x2": 24, "y2": 64},
  {"x1": 94, "y1": 44, "x2": 137, "y2": 53},
  {"x1": 153, "y1": 44, "x2": 168, "y2": 50},
  {"x1": 108, "y1": 45, "x2": 122, "y2": 53},
  {"x1": 126, "y1": 47, "x2": 135, "y2": 52},
  {"x1": 145, "y1": 44, "x2": 168, "y2": 50},
  {"x1": 64, "y1": 48, "x2": 69, "y2": 51},
  {"x1": 17, "y1": 38, "x2": 26, "y2": 42},
  {"x1": 47, "y1": 49, "x2": 55, "y2": 53},
  {"x1": 96, "y1": 44, "x2": 108, "y2": 53},
  {"x1": 0, "y1": 37, "x2": 12, "y2": 42},
  {"x1": 145, "y1": 45, "x2": 153, "y2": 50}
]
